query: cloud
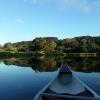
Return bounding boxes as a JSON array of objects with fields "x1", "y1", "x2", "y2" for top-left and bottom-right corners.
[
  {"x1": 91, "y1": 0, "x2": 100, "y2": 9},
  {"x1": 23, "y1": 0, "x2": 27, "y2": 3},
  {"x1": 56, "y1": 0, "x2": 91, "y2": 12},
  {"x1": 22, "y1": 0, "x2": 41, "y2": 4},
  {"x1": 16, "y1": 18, "x2": 24, "y2": 24},
  {"x1": 21, "y1": 0, "x2": 100, "y2": 12},
  {"x1": 56, "y1": 0, "x2": 100, "y2": 12}
]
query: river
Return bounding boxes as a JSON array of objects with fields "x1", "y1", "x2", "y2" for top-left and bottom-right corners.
[{"x1": 0, "y1": 57, "x2": 100, "y2": 100}]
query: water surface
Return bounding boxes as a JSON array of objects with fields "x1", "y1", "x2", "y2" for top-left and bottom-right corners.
[{"x1": 0, "y1": 57, "x2": 100, "y2": 100}]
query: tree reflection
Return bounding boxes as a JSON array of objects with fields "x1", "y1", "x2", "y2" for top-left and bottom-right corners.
[{"x1": 0, "y1": 56, "x2": 100, "y2": 72}]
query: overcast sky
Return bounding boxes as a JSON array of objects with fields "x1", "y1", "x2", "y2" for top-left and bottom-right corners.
[{"x1": 0, "y1": 0, "x2": 100, "y2": 44}]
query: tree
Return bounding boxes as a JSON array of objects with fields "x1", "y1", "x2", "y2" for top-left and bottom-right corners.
[
  {"x1": 44, "y1": 40, "x2": 57, "y2": 53},
  {"x1": 3, "y1": 43, "x2": 16, "y2": 51},
  {"x1": 31, "y1": 38, "x2": 46, "y2": 51}
]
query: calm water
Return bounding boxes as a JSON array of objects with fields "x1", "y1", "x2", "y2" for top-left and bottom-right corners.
[{"x1": 0, "y1": 57, "x2": 100, "y2": 100}]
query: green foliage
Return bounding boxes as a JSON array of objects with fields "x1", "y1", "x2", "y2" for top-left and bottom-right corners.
[
  {"x1": 32, "y1": 38, "x2": 47, "y2": 51},
  {"x1": 30, "y1": 37, "x2": 57, "y2": 52},
  {"x1": 1, "y1": 36, "x2": 100, "y2": 56}
]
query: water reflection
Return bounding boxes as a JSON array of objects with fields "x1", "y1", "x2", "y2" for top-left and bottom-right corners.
[
  {"x1": 0, "y1": 62, "x2": 56, "y2": 100},
  {"x1": 0, "y1": 56, "x2": 100, "y2": 72},
  {"x1": 0, "y1": 57, "x2": 100, "y2": 100}
]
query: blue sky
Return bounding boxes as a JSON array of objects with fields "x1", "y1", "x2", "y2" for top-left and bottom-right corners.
[{"x1": 0, "y1": 0, "x2": 100, "y2": 44}]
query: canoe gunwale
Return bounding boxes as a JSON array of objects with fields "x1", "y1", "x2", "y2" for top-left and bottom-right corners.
[
  {"x1": 33, "y1": 71, "x2": 59, "y2": 100},
  {"x1": 73, "y1": 73, "x2": 100, "y2": 99}
]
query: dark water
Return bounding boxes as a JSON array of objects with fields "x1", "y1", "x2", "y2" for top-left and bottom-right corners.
[{"x1": 0, "y1": 56, "x2": 100, "y2": 100}]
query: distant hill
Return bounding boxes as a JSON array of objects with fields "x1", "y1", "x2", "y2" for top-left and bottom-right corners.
[{"x1": 0, "y1": 36, "x2": 100, "y2": 53}]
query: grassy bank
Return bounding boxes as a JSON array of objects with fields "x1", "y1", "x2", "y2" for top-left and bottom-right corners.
[
  {"x1": 0, "y1": 51, "x2": 98, "y2": 58},
  {"x1": 65, "y1": 53, "x2": 97, "y2": 57},
  {"x1": 0, "y1": 51, "x2": 35, "y2": 58}
]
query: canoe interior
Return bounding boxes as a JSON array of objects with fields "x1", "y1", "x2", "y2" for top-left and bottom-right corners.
[
  {"x1": 41, "y1": 73, "x2": 94, "y2": 100},
  {"x1": 48, "y1": 74, "x2": 86, "y2": 94},
  {"x1": 42, "y1": 88, "x2": 94, "y2": 100}
]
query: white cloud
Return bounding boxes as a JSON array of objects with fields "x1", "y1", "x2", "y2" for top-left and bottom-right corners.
[
  {"x1": 56, "y1": 0, "x2": 91, "y2": 12},
  {"x1": 22, "y1": 0, "x2": 41, "y2": 4},
  {"x1": 21, "y1": 0, "x2": 51, "y2": 5},
  {"x1": 21, "y1": 0, "x2": 100, "y2": 12},
  {"x1": 16, "y1": 18, "x2": 24, "y2": 24},
  {"x1": 57, "y1": 0, "x2": 100, "y2": 12},
  {"x1": 23, "y1": 0, "x2": 27, "y2": 3}
]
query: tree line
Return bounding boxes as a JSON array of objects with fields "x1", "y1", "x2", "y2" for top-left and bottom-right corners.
[{"x1": 0, "y1": 36, "x2": 100, "y2": 54}]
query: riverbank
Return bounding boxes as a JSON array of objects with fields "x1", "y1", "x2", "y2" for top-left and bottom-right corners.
[{"x1": 0, "y1": 51, "x2": 98, "y2": 58}]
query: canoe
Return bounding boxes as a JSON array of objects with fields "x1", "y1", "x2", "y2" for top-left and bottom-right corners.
[{"x1": 34, "y1": 62, "x2": 100, "y2": 100}]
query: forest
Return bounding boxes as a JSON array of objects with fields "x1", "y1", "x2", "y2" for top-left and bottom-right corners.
[{"x1": 0, "y1": 36, "x2": 100, "y2": 57}]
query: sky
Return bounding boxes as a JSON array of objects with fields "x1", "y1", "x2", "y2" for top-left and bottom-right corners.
[{"x1": 0, "y1": 0, "x2": 100, "y2": 44}]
